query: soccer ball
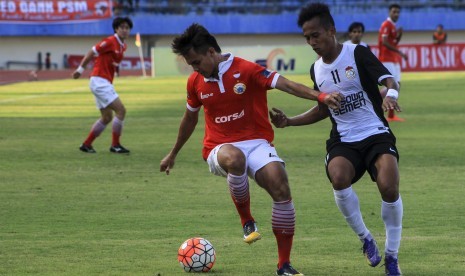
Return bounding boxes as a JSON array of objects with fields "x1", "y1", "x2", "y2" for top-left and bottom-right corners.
[{"x1": 177, "y1": 237, "x2": 216, "y2": 272}]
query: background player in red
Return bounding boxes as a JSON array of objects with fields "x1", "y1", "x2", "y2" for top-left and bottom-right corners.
[
  {"x1": 73, "y1": 17, "x2": 133, "y2": 154},
  {"x1": 160, "y1": 23, "x2": 342, "y2": 276},
  {"x1": 378, "y1": 3, "x2": 407, "y2": 122}
]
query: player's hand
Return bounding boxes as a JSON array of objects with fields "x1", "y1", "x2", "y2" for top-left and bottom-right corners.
[
  {"x1": 321, "y1": 92, "x2": 343, "y2": 110},
  {"x1": 160, "y1": 153, "x2": 176, "y2": 175},
  {"x1": 269, "y1": 107, "x2": 288, "y2": 128},
  {"x1": 383, "y1": 96, "x2": 402, "y2": 113},
  {"x1": 72, "y1": 71, "x2": 81, "y2": 79}
]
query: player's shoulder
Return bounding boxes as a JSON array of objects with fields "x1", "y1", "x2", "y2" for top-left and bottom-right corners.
[
  {"x1": 232, "y1": 56, "x2": 256, "y2": 68},
  {"x1": 187, "y1": 72, "x2": 203, "y2": 83},
  {"x1": 380, "y1": 19, "x2": 393, "y2": 30},
  {"x1": 344, "y1": 43, "x2": 357, "y2": 51},
  {"x1": 104, "y1": 34, "x2": 117, "y2": 42},
  {"x1": 187, "y1": 72, "x2": 205, "y2": 89}
]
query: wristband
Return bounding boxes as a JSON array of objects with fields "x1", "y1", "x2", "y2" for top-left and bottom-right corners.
[
  {"x1": 76, "y1": 66, "x2": 85, "y2": 74},
  {"x1": 317, "y1": 92, "x2": 328, "y2": 103},
  {"x1": 386, "y1": 89, "x2": 399, "y2": 99}
]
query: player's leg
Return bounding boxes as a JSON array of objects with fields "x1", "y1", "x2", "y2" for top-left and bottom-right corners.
[
  {"x1": 80, "y1": 77, "x2": 117, "y2": 153},
  {"x1": 207, "y1": 144, "x2": 257, "y2": 242},
  {"x1": 373, "y1": 153, "x2": 403, "y2": 275},
  {"x1": 255, "y1": 162, "x2": 302, "y2": 275},
  {"x1": 327, "y1": 149, "x2": 381, "y2": 267},
  {"x1": 107, "y1": 97, "x2": 129, "y2": 153},
  {"x1": 79, "y1": 101, "x2": 112, "y2": 153},
  {"x1": 248, "y1": 141, "x2": 302, "y2": 275}
]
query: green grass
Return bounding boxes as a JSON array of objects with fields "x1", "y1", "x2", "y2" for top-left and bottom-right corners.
[{"x1": 1, "y1": 72, "x2": 464, "y2": 275}]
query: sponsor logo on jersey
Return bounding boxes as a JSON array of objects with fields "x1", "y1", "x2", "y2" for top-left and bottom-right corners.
[
  {"x1": 214, "y1": 110, "x2": 245, "y2": 123},
  {"x1": 200, "y1": 92, "x2": 214, "y2": 99},
  {"x1": 333, "y1": 91, "x2": 367, "y2": 116},
  {"x1": 233, "y1": 83, "x2": 246, "y2": 94},
  {"x1": 319, "y1": 80, "x2": 325, "y2": 87},
  {"x1": 233, "y1": 71, "x2": 241, "y2": 78},
  {"x1": 345, "y1": 66, "x2": 356, "y2": 79}
]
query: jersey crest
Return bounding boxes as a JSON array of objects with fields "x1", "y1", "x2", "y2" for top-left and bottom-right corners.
[
  {"x1": 233, "y1": 83, "x2": 246, "y2": 94},
  {"x1": 345, "y1": 66, "x2": 356, "y2": 79}
]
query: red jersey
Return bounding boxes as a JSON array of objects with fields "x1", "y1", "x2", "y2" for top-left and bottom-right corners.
[
  {"x1": 378, "y1": 18, "x2": 400, "y2": 63},
  {"x1": 186, "y1": 54, "x2": 278, "y2": 160},
  {"x1": 91, "y1": 34, "x2": 127, "y2": 83}
]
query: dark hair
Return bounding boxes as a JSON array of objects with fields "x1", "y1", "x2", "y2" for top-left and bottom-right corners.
[
  {"x1": 348, "y1": 22, "x2": 365, "y2": 33},
  {"x1": 437, "y1": 24, "x2": 444, "y2": 28},
  {"x1": 297, "y1": 3, "x2": 334, "y2": 30},
  {"x1": 112, "y1": 17, "x2": 133, "y2": 32},
  {"x1": 172, "y1": 23, "x2": 222, "y2": 56},
  {"x1": 389, "y1": 3, "x2": 401, "y2": 11}
]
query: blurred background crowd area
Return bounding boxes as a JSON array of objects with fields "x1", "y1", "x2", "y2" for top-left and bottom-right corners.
[{"x1": 113, "y1": 0, "x2": 465, "y2": 15}]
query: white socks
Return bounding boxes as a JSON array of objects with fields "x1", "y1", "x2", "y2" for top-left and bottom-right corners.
[
  {"x1": 333, "y1": 187, "x2": 370, "y2": 240},
  {"x1": 382, "y1": 196, "x2": 403, "y2": 257},
  {"x1": 334, "y1": 187, "x2": 403, "y2": 258}
]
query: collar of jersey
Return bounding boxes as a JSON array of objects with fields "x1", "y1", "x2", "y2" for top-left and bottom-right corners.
[
  {"x1": 114, "y1": 34, "x2": 125, "y2": 46},
  {"x1": 204, "y1": 53, "x2": 234, "y2": 82},
  {"x1": 387, "y1": 17, "x2": 396, "y2": 26}
]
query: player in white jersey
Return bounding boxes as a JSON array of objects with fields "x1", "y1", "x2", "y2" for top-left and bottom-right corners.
[
  {"x1": 269, "y1": 3, "x2": 403, "y2": 276},
  {"x1": 344, "y1": 22, "x2": 370, "y2": 51}
]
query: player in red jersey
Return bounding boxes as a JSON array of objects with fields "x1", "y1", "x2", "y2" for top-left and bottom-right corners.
[
  {"x1": 73, "y1": 17, "x2": 133, "y2": 154},
  {"x1": 160, "y1": 23, "x2": 342, "y2": 276},
  {"x1": 378, "y1": 3, "x2": 407, "y2": 122}
]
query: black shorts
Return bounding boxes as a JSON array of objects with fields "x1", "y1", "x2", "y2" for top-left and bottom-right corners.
[{"x1": 325, "y1": 133, "x2": 399, "y2": 183}]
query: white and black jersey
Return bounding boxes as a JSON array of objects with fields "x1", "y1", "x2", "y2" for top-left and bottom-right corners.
[{"x1": 310, "y1": 43, "x2": 395, "y2": 144}]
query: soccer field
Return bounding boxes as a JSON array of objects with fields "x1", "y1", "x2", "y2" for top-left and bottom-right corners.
[{"x1": 0, "y1": 72, "x2": 464, "y2": 275}]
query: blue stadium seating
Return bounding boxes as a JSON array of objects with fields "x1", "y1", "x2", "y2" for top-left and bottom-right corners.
[{"x1": 1, "y1": 0, "x2": 464, "y2": 36}]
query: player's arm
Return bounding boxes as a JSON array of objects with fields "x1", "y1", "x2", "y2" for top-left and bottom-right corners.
[
  {"x1": 269, "y1": 103, "x2": 329, "y2": 128},
  {"x1": 381, "y1": 35, "x2": 407, "y2": 60},
  {"x1": 380, "y1": 77, "x2": 401, "y2": 113},
  {"x1": 396, "y1": 27, "x2": 403, "y2": 41},
  {"x1": 160, "y1": 109, "x2": 199, "y2": 175},
  {"x1": 274, "y1": 75, "x2": 342, "y2": 110},
  {"x1": 72, "y1": 49, "x2": 95, "y2": 79}
]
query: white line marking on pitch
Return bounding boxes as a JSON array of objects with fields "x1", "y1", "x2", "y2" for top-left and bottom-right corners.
[{"x1": 0, "y1": 87, "x2": 86, "y2": 104}]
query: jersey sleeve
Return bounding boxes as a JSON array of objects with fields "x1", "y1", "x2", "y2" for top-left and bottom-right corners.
[
  {"x1": 186, "y1": 74, "x2": 201, "y2": 112},
  {"x1": 251, "y1": 63, "x2": 278, "y2": 89},
  {"x1": 94, "y1": 37, "x2": 113, "y2": 55},
  {"x1": 380, "y1": 21, "x2": 390, "y2": 37},
  {"x1": 310, "y1": 64, "x2": 319, "y2": 91},
  {"x1": 354, "y1": 45, "x2": 392, "y2": 84}
]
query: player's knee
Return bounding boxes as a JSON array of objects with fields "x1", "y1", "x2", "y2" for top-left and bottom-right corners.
[
  {"x1": 218, "y1": 145, "x2": 246, "y2": 173},
  {"x1": 101, "y1": 114, "x2": 113, "y2": 124},
  {"x1": 269, "y1": 181, "x2": 291, "y2": 201},
  {"x1": 379, "y1": 183, "x2": 399, "y2": 202},
  {"x1": 115, "y1": 105, "x2": 126, "y2": 119},
  {"x1": 329, "y1": 172, "x2": 351, "y2": 189}
]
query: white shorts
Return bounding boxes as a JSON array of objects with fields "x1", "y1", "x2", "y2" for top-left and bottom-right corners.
[
  {"x1": 89, "y1": 76, "x2": 119, "y2": 109},
  {"x1": 382, "y1": 62, "x2": 401, "y2": 83},
  {"x1": 206, "y1": 139, "x2": 284, "y2": 180}
]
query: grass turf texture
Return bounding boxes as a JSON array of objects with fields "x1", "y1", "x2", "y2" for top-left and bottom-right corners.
[{"x1": 0, "y1": 72, "x2": 464, "y2": 275}]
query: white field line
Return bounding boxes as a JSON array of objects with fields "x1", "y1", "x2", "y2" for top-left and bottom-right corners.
[{"x1": 0, "y1": 87, "x2": 86, "y2": 104}]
